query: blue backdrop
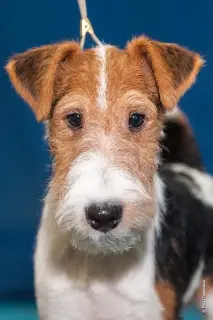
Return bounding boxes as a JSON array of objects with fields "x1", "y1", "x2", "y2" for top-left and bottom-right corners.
[{"x1": 1, "y1": 0, "x2": 213, "y2": 298}]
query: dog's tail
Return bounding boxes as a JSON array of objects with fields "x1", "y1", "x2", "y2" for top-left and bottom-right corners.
[{"x1": 160, "y1": 107, "x2": 203, "y2": 171}]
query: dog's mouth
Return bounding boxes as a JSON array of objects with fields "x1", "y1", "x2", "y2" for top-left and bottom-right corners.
[
  {"x1": 66, "y1": 215, "x2": 148, "y2": 255},
  {"x1": 70, "y1": 232, "x2": 143, "y2": 255}
]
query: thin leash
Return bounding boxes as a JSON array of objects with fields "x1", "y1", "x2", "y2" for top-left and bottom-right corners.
[{"x1": 77, "y1": 0, "x2": 102, "y2": 49}]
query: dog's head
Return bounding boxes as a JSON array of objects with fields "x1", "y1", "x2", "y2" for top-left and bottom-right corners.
[{"x1": 6, "y1": 37, "x2": 203, "y2": 253}]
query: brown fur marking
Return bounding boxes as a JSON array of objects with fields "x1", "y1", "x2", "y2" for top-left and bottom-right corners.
[
  {"x1": 156, "y1": 282, "x2": 177, "y2": 320},
  {"x1": 5, "y1": 42, "x2": 80, "y2": 121},
  {"x1": 127, "y1": 36, "x2": 204, "y2": 109}
]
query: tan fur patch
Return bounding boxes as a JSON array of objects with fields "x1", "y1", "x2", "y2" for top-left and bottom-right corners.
[
  {"x1": 127, "y1": 36, "x2": 204, "y2": 109},
  {"x1": 156, "y1": 282, "x2": 177, "y2": 320},
  {"x1": 6, "y1": 42, "x2": 80, "y2": 121},
  {"x1": 48, "y1": 46, "x2": 164, "y2": 216}
]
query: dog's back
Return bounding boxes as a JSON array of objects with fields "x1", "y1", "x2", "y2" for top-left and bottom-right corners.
[{"x1": 158, "y1": 109, "x2": 213, "y2": 318}]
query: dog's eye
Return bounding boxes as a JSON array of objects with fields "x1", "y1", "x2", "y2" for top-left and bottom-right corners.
[
  {"x1": 129, "y1": 113, "x2": 145, "y2": 131},
  {"x1": 66, "y1": 113, "x2": 82, "y2": 129}
]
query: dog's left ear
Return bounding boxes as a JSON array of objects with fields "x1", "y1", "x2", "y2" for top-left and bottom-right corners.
[{"x1": 127, "y1": 37, "x2": 204, "y2": 110}]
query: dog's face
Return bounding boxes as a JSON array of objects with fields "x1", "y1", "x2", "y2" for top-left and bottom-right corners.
[{"x1": 6, "y1": 37, "x2": 203, "y2": 253}]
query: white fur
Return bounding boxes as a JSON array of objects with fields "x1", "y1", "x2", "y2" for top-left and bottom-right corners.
[
  {"x1": 160, "y1": 129, "x2": 165, "y2": 139},
  {"x1": 183, "y1": 259, "x2": 204, "y2": 304},
  {"x1": 206, "y1": 292, "x2": 213, "y2": 319},
  {"x1": 95, "y1": 46, "x2": 107, "y2": 109},
  {"x1": 161, "y1": 106, "x2": 180, "y2": 140},
  {"x1": 43, "y1": 120, "x2": 50, "y2": 140},
  {"x1": 34, "y1": 174, "x2": 164, "y2": 320},
  {"x1": 154, "y1": 174, "x2": 165, "y2": 237},
  {"x1": 165, "y1": 106, "x2": 180, "y2": 120},
  {"x1": 55, "y1": 151, "x2": 151, "y2": 254},
  {"x1": 170, "y1": 164, "x2": 213, "y2": 208}
]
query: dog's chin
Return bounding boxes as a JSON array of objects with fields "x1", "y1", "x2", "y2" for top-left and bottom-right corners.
[{"x1": 68, "y1": 227, "x2": 144, "y2": 255}]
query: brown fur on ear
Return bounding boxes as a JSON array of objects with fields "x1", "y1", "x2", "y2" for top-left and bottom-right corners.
[
  {"x1": 5, "y1": 42, "x2": 80, "y2": 121},
  {"x1": 127, "y1": 36, "x2": 204, "y2": 110}
]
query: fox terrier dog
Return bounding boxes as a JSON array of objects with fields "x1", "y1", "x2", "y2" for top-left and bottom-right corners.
[{"x1": 6, "y1": 36, "x2": 213, "y2": 319}]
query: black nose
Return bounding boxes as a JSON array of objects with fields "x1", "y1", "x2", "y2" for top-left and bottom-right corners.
[{"x1": 86, "y1": 203, "x2": 123, "y2": 233}]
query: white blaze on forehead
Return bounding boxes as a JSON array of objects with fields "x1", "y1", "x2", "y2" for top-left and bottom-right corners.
[{"x1": 95, "y1": 45, "x2": 107, "y2": 109}]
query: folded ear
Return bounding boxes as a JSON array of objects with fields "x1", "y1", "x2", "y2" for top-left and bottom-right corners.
[
  {"x1": 127, "y1": 36, "x2": 204, "y2": 110},
  {"x1": 5, "y1": 42, "x2": 80, "y2": 121}
]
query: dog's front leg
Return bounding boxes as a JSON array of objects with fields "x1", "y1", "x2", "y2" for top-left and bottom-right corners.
[{"x1": 34, "y1": 217, "x2": 91, "y2": 320}]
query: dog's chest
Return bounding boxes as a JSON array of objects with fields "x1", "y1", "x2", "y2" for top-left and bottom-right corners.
[
  {"x1": 67, "y1": 252, "x2": 163, "y2": 320},
  {"x1": 85, "y1": 279, "x2": 161, "y2": 320}
]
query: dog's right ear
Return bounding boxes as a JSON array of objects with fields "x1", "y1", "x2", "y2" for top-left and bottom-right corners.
[{"x1": 5, "y1": 42, "x2": 80, "y2": 122}]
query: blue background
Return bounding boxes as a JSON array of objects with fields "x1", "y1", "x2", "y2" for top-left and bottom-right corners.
[{"x1": 0, "y1": 0, "x2": 212, "y2": 318}]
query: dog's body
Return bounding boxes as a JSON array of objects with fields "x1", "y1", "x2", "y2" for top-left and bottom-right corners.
[
  {"x1": 35, "y1": 111, "x2": 213, "y2": 320},
  {"x1": 6, "y1": 38, "x2": 213, "y2": 319}
]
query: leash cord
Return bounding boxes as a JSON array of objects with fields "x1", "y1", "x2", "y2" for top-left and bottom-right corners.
[{"x1": 77, "y1": 0, "x2": 102, "y2": 49}]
